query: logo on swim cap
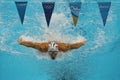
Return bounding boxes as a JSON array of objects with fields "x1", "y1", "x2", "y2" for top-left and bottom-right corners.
[{"x1": 48, "y1": 42, "x2": 58, "y2": 51}]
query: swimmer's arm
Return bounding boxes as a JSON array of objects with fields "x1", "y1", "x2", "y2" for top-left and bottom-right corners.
[
  {"x1": 57, "y1": 43, "x2": 70, "y2": 52},
  {"x1": 18, "y1": 38, "x2": 48, "y2": 52},
  {"x1": 57, "y1": 39, "x2": 86, "y2": 52},
  {"x1": 69, "y1": 39, "x2": 86, "y2": 49},
  {"x1": 18, "y1": 38, "x2": 38, "y2": 48}
]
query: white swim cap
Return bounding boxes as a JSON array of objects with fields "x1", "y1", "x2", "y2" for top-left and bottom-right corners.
[{"x1": 48, "y1": 42, "x2": 58, "y2": 52}]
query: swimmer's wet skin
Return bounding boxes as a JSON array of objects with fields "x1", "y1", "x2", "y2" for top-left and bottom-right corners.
[{"x1": 18, "y1": 37, "x2": 86, "y2": 60}]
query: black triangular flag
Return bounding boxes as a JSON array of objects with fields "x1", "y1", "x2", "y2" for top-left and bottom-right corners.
[
  {"x1": 98, "y1": 2, "x2": 111, "y2": 26},
  {"x1": 42, "y1": 2, "x2": 55, "y2": 27},
  {"x1": 15, "y1": 2, "x2": 27, "y2": 24}
]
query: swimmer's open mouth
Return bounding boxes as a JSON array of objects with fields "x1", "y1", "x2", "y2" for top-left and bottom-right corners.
[{"x1": 49, "y1": 51, "x2": 58, "y2": 60}]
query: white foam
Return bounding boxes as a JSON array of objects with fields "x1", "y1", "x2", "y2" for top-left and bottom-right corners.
[
  {"x1": 19, "y1": 35, "x2": 85, "y2": 44},
  {"x1": 20, "y1": 13, "x2": 86, "y2": 43},
  {"x1": 79, "y1": 27, "x2": 107, "y2": 57}
]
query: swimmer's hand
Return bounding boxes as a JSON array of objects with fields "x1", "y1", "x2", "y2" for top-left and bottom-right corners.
[
  {"x1": 18, "y1": 38, "x2": 23, "y2": 44},
  {"x1": 81, "y1": 38, "x2": 86, "y2": 45}
]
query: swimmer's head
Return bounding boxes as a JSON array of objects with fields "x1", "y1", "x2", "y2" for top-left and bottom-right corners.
[{"x1": 48, "y1": 42, "x2": 59, "y2": 59}]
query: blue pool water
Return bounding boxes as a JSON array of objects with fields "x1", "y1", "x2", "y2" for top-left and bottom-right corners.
[{"x1": 0, "y1": 0, "x2": 120, "y2": 80}]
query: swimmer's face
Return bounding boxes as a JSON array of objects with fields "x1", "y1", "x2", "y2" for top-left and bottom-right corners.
[
  {"x1": 48, "y1": 42, "x2": 59, "y2": 59},
  {"x1": 48, "y1": 51, "x2": 58, "y2": 59}
]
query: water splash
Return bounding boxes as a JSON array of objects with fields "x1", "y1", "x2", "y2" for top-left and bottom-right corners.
[{"x1": 0, "y1": 12, "x2": 109, "y2": 60}]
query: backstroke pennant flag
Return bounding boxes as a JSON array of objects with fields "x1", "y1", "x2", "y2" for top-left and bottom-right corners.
[
  {"x1": 69, "y1": 2, "x2": 81, "y2": 26},
  {"x1": 98, "y1": 2, "x2": 111, "y2": 26},
  {"x1": 15, "y1": 2, "x2": 27, "y2": 24},
  {"x1": 42, "y1": 2, "x2": 55, "y2": 27}
]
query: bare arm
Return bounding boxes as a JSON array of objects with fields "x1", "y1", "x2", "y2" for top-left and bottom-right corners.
[
  {"x1": 57, "y1": 39, "x2": 86, "y2": 52},
  {"x1": 18, "y1": 38, "x2": 49, "y2": 52},
  {"x1": 57, "y1": 43, "x2": 70, "y2": 52},
  {"x1": 69, "y1": 39, "x2": 86, "y2": 49},
  {"x1": 18, "y1": 38, "x2": 36, "y2": 47}
]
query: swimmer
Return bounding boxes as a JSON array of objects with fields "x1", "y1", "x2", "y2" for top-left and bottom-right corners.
[{"x1": 18, "y1": 37, "x2": 86, "y2": 59}]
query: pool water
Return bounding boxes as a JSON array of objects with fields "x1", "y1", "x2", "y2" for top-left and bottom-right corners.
[{"x1": 0, "y1": 0, "x2": 120, "y2": 80}]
